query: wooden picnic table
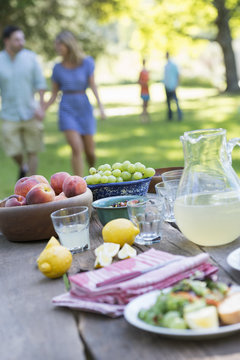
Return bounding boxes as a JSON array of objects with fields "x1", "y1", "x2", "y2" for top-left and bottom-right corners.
[{"x1": 1, "y1": 210, "x2": 240, "y2": 360}]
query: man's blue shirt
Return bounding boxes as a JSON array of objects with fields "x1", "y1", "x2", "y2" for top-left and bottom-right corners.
[
  {"x1": 164, "y1": 60, "x2": 179, "y2": 92},
  {"x1": 0, "y1": 49, "x2": 46, "y2": 121}
]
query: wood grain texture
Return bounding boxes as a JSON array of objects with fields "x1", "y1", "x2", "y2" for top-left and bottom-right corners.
[
  {"x1": 80, "y1": 313, "x2": 240, "y2": 360},
  {"x1": 74, "y1": 216, "x2": 240, "y2": 360},
  {"x1": 0, "y1": 235, "x2": 85, "y2": 360},
  {"x1": 2, "y1": 205, "x2": 240, "y2": 360}
]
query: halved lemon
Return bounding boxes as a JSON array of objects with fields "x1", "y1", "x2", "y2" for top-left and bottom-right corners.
[
  {"x1": 118, "y1": 243, "x2": 137, "y2": 259},
  {"x1": 184, "y1": 306, "x2": 219, "y2": 329}
]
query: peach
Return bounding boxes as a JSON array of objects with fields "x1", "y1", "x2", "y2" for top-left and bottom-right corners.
[
  {"x1": 62, "y1": 175, "x2": 87, "y2": 198},
  {"x1": 54, "y1": 192, "x2": 67, "y2": 201},
  {"x1": 5, "y1": 195, "x2": 26, "y2": 207},
  {"x1": 50, "y1": 172, "x2": 70, "y2": 195},
  {"x1": 30, "y1": 175, "x2": 49, "y2": 185},
  {"x1": 26, "y1": 183, "x2": 55, "y2": 205},
  {"x1": 14, "y1": 177, "x2": 39, "y2": 197}
]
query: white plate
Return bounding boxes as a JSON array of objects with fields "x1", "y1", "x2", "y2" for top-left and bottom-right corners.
[
  {"x1": 227, "y1": 248, "x2": 240, "y2": 271},
  {"x1": 124, "y1": 289, "x2": 240, "y2": 340}
]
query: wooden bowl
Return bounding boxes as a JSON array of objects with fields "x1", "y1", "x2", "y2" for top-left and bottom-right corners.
[
  {"x1": 148, "y1": 167, "x2": 184, "y2": 193},
  {"x1": 0, "y1": 188, "x2": 93, "y2": 242}
]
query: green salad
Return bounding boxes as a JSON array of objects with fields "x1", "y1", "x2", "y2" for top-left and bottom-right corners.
[{"x1": 138, "y1": 279, "x2": 229, "y2": 330}]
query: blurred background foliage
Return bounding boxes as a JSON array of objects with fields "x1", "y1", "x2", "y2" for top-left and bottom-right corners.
[
  {"x1": 1, "y1": 0, "x2": 240, "y2": 198},
  {"x1": 0, "y1": 0, "x2": 240, "y2": 91}
]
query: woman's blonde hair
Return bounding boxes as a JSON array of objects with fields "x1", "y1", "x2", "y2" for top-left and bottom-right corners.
[{"x1": 56, "y1": 30, "x2": 85, "y2": 65}]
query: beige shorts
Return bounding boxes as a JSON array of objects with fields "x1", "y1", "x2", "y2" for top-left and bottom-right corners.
[{"x1": 1, "y1": 119, "x2": 44, "y2": 157}]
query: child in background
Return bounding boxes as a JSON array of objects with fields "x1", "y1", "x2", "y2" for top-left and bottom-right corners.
[{"x1": 138, "y1": 59, "x2": 150, "y2": 123}]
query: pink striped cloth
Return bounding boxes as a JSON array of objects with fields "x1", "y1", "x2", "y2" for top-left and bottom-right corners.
[{"x1": 52, "y1": 249, "x2": 218, "y2": 317}]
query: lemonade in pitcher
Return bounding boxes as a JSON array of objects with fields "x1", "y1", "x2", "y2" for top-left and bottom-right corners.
[
  {"x1": 175, "y1": 129, "x2": 240, "y2": 246},
  {"x1": 174, "y1": 191, "x2": 240, "y2": 246}
]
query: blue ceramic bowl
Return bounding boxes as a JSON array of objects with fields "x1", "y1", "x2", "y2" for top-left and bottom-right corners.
[
  {"x1": 87, "y1": 177, "x2": 152, "y2": 201},
  {"x1": 92, "y1": 195, "x2": 144, "y2": 226}
]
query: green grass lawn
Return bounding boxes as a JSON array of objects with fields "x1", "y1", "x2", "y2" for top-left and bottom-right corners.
[{"x1": 1, "y1": 83, "x2": 240, "y2": 199}]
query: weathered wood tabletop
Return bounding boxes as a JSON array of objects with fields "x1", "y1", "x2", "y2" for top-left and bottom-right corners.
[{"x1": 1, "y1": 211, "x2": 240, "y2": 360}]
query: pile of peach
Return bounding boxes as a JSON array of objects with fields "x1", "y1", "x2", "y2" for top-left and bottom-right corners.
[{"x1": 3, "y1": 172, "x2": 87, "y2": 207}]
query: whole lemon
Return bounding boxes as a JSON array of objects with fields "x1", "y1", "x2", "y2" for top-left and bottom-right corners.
[
  {"x1": 102, "y1": 218, "x2": 139, "y2": 247},
  {"x1": 37, "y1": 245, "x2": 72, "y2": 279}
]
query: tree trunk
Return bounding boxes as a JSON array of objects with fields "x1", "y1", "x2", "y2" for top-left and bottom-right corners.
[{"x1": 213, "y1": 0, "x2": 240, "y2": 92}]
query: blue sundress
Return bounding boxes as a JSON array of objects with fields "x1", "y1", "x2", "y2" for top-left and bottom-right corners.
[{"x1": 52, "y1": 56, "x2": 96, "y2": 135}]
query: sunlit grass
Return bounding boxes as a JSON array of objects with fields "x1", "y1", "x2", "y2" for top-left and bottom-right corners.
[
  {"x1": 57, "y1": 145, "x2": 71, "y2": 157},
  {"x1": 1, "y1": 83, "x2": 240, "y2": 199}
]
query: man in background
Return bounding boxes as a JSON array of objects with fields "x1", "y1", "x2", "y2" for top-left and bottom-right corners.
[
  {"x1": 0, "y1": 25, "x2": 46, "y2": 179},
  {"x1": 163, "y1": 52, "x2": 182, "y2": 121}
]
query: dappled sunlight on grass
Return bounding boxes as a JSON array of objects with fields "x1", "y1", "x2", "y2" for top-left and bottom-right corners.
[
  {"x1": 96, "y1": 148, "x2": 121, "y2": 157},
  {"x1": 44, "y1": 134, "x2": 62, "y2": 144},
  {"x1": 141, "y1": 147, "x2": 157, "y2": 154},
  {"x1": 181, "y1": 101, "x2": 202, "y2": 111},
  {"x1": 1, "y1": 85, "x2": 240, "y2": 198},
  {"x1": 96, "y1": 84, "x2": 219, "y2": 106},
  {"x1": 156, "y1": 139, "x2": 182, "y2": 148},
  {"x1": 232, "y1": 152, "x2": 240, "y2": 160},
  {"x1": 189, "y1": 98, "x2": 239, "y2": 124},
  {"x1": 95, "y1": 133, "x2": 116, "y2": 142},
  {"x1": 165, "y1": 149, "x2": 184, "y2": 161},
  {"x1": 132, "y1": 128, "x2": 148, "y2": 136},
  {"x1": 179, "y1": 87, "x2": 218, "y2": 100},
  {"x1": 130, "y1": 146, "x2": 156, "y2": 155},
  {"x1": 149, "y1": 83, "x2": 165, "y2": 102},
  {"x1": 105, "y1": 106, "x2": 141, "y2": 117},
  {"x1": 227, "y1": 123, "x2": 240, "y2": 136},
  {"x1": 89, "y1": 84, "x2": 140, "y2": 106},
  {"x1": 196, "y1": 108, "x2": 227, "y2": 123},
  {"x1": 56, "y1": 145, "x2": 71, "y2": 157}
]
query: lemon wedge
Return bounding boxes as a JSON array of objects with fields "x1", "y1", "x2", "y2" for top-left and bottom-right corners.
[
  {"x1": 94, "y1": 243, "x2": 120, "y2": 257},
  {"x1": 118, "y1": 243, "x2": 137, "y2": 259},
  {"x1": 184, "y1": 306, "x2": 219, "y2": 329},
  {"x1": 94, "y1": 251, "x2": 113, "y2": 268}
]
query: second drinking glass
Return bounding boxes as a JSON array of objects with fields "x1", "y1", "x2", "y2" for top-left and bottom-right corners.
[{"x1": 127, "y1": 197, "x2": 164, "y2": 245}]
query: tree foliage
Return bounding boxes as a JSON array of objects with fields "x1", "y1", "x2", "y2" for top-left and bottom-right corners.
[
  {"x1": 128, "y1": 0, "x2": 240, "y2": 91},
  {"x1": 1, "y1": 0, "x2": 239, "y2": 90},
  {"x1": 0, "y1": 0, "x2": 131, "y2": 59}
]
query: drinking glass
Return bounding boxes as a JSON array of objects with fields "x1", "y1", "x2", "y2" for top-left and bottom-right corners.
[
  {"x1": 51, "y1": 206, "x2": 90, "y2": 253},
  {"x1": 161, "y1": 169, "x2": 183, "y2": 182},
  {"x1": 127, "y1": 197, "x2": 164, "y2": 245},
  {"x1": 155, "y1": 180, "x2": 180, "y2": 222}
]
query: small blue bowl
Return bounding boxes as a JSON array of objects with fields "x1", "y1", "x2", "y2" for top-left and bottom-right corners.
[
  {"x1": 92, "y1": 195, "x2": 144, "y2": 226},
  {"x1": 87, "y1": 177, "x2": 152, "y2": 201}
]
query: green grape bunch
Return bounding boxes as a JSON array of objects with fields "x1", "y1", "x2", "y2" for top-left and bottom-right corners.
[{"x1": 86, "y1": 161, "x2": 155, "y2": 185}]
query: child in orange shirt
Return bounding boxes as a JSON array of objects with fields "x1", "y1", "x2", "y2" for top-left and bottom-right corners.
[{"x1": 138, "y1": 59, "x2": 150, "y2": 123}]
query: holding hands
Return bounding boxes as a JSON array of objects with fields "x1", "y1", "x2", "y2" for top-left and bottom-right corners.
[{"x1": 34, "y1": 105, "x2": 45, "y2": 121}]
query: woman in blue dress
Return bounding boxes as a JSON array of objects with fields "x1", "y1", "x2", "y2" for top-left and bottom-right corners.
[{"x1": 44, "y1": 31, "x2": 105, "y2": 176}]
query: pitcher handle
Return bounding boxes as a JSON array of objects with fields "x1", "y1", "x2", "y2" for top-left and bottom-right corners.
[{"x1": 227, "y1": 138, "x2": 240, "y2": 164}]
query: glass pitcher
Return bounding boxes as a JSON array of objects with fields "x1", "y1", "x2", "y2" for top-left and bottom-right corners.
[{"x1": 174, "y1": 128, "x2": 240, "y2": 246}]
